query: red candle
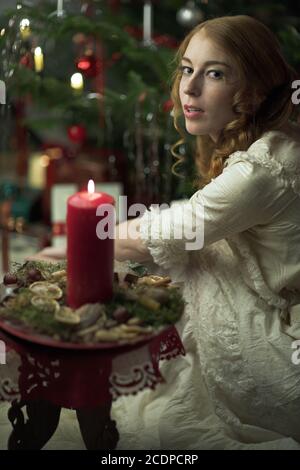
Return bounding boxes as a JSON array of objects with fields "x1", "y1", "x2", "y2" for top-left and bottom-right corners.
[{"x1": 67, "y1": 180, "x2": 115, "y2": 308}]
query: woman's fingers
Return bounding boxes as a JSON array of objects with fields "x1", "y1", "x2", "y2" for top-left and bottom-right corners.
[
  {"x1": 26, "y1": 254, "x2": 59, "y2": 262},
  {"x1": 39, "y1": 247, "x2": 66, "y2": 259},
  {"x1": 26, "y1": 246, "x2": 66, "y2": 262}
]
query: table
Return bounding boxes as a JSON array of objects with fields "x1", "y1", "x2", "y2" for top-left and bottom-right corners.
[{"x1": 0, "y1": 326, "x2": 185, "y2": 450}]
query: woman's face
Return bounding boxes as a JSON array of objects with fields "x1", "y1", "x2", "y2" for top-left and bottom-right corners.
[{"x1": 179, "y1": 29, "x2": 240, "y2": 141}]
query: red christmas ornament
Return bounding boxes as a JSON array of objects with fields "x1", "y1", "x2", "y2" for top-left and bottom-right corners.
[
  {"x1": 72, "y1": 33, "x2": 87, "y2": 46},
  {"x1": 106, "y1": 51, "x2": 122, "y2": 68},
  {"x1": 108, "y1": 0, "x2": 121, "y2": 11},
  {"x1": 19, "y1": 51, "x2": 34, "y2": 69},
  {"x1": 163, "y1": 99, "x2": 174, "y2": 113},
  {"x1": 153, "y1": 34, "x2": 179, "y2": 49},
  {"x1": 67, "y1": 125, "x2": 87, "y2": 144},
  {"x1": 76, "y1": 52, "x2": 100, "y2": 78},
  {"x1": 124, "y1": 25, "x2": 143, "y2": 40},
  {"x1": 124, "y1": 26, "x2": 178, "y2": 50},
  {"x1": 111, "y1": 51, "x2": 122, "y2": 63}
]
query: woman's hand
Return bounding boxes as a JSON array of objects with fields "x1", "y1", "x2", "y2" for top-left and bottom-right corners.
[
  {"x1": 115, "y1": 218, "x2": 152, "y2": 263},
  {"x1": 26, "y1": 246, "x2": 66, "y2": 262},
  {"x1": 26, "y1": 217, "x2": 152, "y2": 264}
]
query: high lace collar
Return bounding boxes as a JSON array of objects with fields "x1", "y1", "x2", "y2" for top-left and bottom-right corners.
[{"x1": 224, "y1": 123, "x2": 300, "y2": 196}]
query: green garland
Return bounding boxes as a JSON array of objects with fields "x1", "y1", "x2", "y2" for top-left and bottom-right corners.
[{"x1": 0, "y1": 261, "x2": 185, "y2": 342}]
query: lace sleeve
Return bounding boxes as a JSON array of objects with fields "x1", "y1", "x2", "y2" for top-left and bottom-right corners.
[
  {"x1": 189, "y1": 158, "x2": 286, "y2": 243},
  {"x1": 139, "y1": 138, "x2": 297, "y2": 278},
  {"x1": 225, "y1": 136, "x2": 300, "y2": 196}
]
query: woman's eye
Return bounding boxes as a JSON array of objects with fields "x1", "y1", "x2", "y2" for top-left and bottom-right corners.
[
  {"x1": 206, "y1": 69, "x2": 224, "y2": 80},
  {"x1": 179, "y1": 65, "x2": 193, "y2": 75}
]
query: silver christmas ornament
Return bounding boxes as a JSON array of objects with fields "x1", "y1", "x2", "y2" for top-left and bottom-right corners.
[{"x1": 177, "y1": 1, "x2": 204, "y2": 28}]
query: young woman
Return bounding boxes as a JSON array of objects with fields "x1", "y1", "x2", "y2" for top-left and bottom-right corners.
[
  {"x1": 27, "y1": 15, "x2": 300, "y2": 449},
  {"x1": 111, "y1": 15, "x2": 300, "y2": 450}
]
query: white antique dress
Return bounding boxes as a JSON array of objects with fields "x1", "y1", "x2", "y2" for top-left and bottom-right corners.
[{"x1": 112, "y1": 121, "x2": 300, "y2": 450}]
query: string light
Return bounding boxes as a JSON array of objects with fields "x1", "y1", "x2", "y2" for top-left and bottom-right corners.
[
  {"x1": 19, "y1": 18, "x2": 31, "y2": 39},
  {"x1": 70, "y1": 72, "x2": 84, "y2": 91}
]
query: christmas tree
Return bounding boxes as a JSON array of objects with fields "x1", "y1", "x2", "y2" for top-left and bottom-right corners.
[{"x1": 0, "y1": 0, "x2": 299, "y2": 225}]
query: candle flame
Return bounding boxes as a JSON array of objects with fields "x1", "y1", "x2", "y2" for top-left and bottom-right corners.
[
  {"x1": 87, "y1": 179, "x2": 95, "y2": 194},
  {"x1": 34, "y1": 46, "x2": 42, "y2": 57}
]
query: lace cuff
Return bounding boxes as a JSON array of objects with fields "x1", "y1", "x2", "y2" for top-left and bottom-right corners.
[{"x1": 139, "y1": 201, "x2": 204, "y2": 280}]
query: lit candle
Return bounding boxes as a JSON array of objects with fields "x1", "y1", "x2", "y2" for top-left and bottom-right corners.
[
  {"x1": 57, "y1": 0, "x2": 64, "y2": 17},
  {"x1": 143, "y1": 1, "x2": 152, "y2": 45},
  {"x1": 70, "y1": 72, "x2": 84, "y2": 91},
  {"x1": 34, "y1": 47, "x2": 44, "y2": 73},
  {"x1": 28, "y1": 152, "x2": 49, "y2": 189},
  {"x1": 0, "y1": 79, "x2": 6, "y2": 105},
  {"x1": 67, "y1": 180, "x2": 115, "y2": 308}
]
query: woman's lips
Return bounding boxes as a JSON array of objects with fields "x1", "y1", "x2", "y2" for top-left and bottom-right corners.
[{"x1": 183, "y1": 105, "x2": 205, "y2": 119}]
